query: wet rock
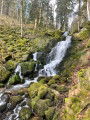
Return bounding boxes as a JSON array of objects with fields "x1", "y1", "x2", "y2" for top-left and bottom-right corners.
[
  {"x1": 9, "y1": 72, "x2": 24, "y2": 85},
  {"x1": 28, "y1": 83, "x2": 41, "y2": 98},
  {"x1": 33, "y1": 99, "x2": 52, "y2": 117},
  {"x1": 0, "y1": 94, "x2": 9, "y2": 112},
  {"x1": 6, "y1": 60, "x2": 17, "y2": 71},
  {"x1": 29, "y1": 96, "x2": 39, "y2": 109},
  {"x1": 10, "y1": 96, "x2": 23, "y2": 109},
  {"x1": 19, "y1": 107, "x2": 32, "y2": 120},
  {"x1": 0, "y1": 64, "x2": 11, "y2": 83},
  {"x1": 21, "y1": 60, "x2": 36, "y2": 77},
  {"x1": 45, "y1": 107, "x2": 55, "y2": 120},
  {"x1": 38, "y1": 85, "x2": 48, "y2": 99}
]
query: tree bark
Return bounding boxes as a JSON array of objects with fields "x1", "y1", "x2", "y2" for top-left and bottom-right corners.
[
  {"x1": 21, "y1": 0, "x2": 23, "y2": 37},
  {"x1": 38, "y1": 2, "x2": 42, "y2": 25},
  {"x1": 1, "y1": 0, "x2": 4, "y2": 15},
  {"x1": 78, "y1": 0, "x2": 81, "y2": 31}
]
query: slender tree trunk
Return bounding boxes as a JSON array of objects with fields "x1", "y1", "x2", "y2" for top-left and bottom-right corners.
[
  {"x1": 1, "y1": 0, "x2": 4, "y2": 15},
  {"x1": 20, "y1": 0, "x2": 23, "y2": 37},
  {"x1": 78, "y1": 0, "x2": 81, "y2": 31},
  {"x1": 34, "y1": 18, "x2": 37, "y2": 29},
  {"x1": 38, "y1": 2, "x2": 42, "y2": 25}
]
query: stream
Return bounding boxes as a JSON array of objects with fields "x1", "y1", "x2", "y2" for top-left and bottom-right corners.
[{"x1": 0, "y1": 32, "x2": 72, "y2": 120}]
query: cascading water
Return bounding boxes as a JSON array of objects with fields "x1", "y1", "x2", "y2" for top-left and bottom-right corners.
[
  {"x1": 0, "y1": 32, "x2": 72, "y2": 120},
  {"x1": 39, "y1": 34, "x2": 71, "y2": 76}
]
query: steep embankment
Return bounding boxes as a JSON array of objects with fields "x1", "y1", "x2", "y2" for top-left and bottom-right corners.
[{"x1": 58, "y1": 22, "x2": 90, "y2": 120}]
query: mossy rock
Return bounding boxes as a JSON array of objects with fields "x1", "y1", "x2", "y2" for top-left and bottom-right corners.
[
  {"x1": 52, "y1": 109, "x2": 61, "y2": 120},
  {"x1": 33, "y1": 99, "x2": 52, "y2": 117},
  {"x1": 45, "y1": 89, "x2": 55, "y2": 101},
  {"x1": 10, "y1": 96, "x2": 23, "y2": 109},
  {"x1": 38, "y1": 84, "x2": 48, "y2": 99},
  {"x1": 9, "y1": 73, "x2": 24, "y2": 85},
  {"x1": 21, "y1": 60, "x2": 36, "y2": 77},
  {"x1": 31, "y1": 117, "x2": 43, "y2": 120},
  {"x1": 53, "y1": 75, "x2": 60, "y2": 81},
  {"x1": 6, "y1": 60, "x2": 17, "y2": 71},
  {"x1": 45, "y1": 107, "x2": 55, "y2": 120},
  {"x1": 0, "y1": 65, "x2": 11, "y2": 83},
  {"x1": 37, "y1": 76, "x2": 52, "y2": 83},
  {"x1": 28, "y1": 83, "x2": 41, "y2": 98},
  {"x1": 0, "y1": 83, "x2": 4, "y2": 88},
  {"x1": 56, "y1": 86, "x2": 69, "y2": 93},
  {"x1": 19, "y1": 107, "x2": 32, "y2": 120},
  {"x1": 48, "y1": 79, "x2": 56, "y2": 86},
  {"x1": 29, "y1": 96, "x2": 39, "y2": 109}
]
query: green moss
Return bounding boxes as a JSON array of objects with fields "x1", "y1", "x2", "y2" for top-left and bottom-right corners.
[
  {"x1": 48, "y1": 79, "x2": 56, "y2": 86},
  {"x1": 38, "y1": 84, "x2": 48, "y2": 99},
  {"x1": 28, "y1": 83, "x2": 41, "y2": 98},
  {"x1": 56, "y1": 86, "x2": 69, "y2": 93},
  {"x1": 78, "y1": 29, "x2": 89, "y2": 40},
  {"x1": 0, "y1": 83, "x2": 4, "y2": 87},
  {"x1": 6, "y1": 60, "x2": 17, "y2": 71},
  {"x1": 19, "y1": 107, "x2": 32, "y2": 120},
  {"x1": 30, "y1": 96, "x2": 39, "y2": 109},
  {"x1": 33, "y1": 99, "x2": 52, "y2": 117},
  {"x1": 9, "y1": 73, "x2": 24, "y2": 85},
  {"x1": 0, "y1": 65, "x2": 11, "y2": 83},
  {"x1": 45, "y1": 107, "x2": 55, "y2": 120},
  {"x1": 53, "y1": 109, "x2": 61, "y2": 120}
]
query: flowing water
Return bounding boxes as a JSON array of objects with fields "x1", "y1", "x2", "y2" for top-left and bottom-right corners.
[{"x1": 0, "y1": 32, "x2": 72, "y2": 120}]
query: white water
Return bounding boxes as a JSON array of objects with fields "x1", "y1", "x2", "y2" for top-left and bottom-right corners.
[
  {"x1": 39, "y1": 34, "x2": 71, "y2": 76},
  {"x1": 87, "y1": 2, "x2": 90, "y2": 21}
]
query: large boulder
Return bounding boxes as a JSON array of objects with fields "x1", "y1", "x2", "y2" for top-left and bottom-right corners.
[
  {"x1": 33, "y1": 99, "x2": 52, "y2": 117},
  {"x1": 21, "y1": 60, "x2": 36, "y2": 77},
  {"x1": 19, "y1": 107, "x2": 32, "y2": 120},
  {"x1": 6, "y1": 60, "x2": 17, "y2": 71},
  {"x1": 28, "y1": 83, "x2": 41, "y2": 98},
  {"x1": 10, "y1": 96, "x2": 23, "y2": 109},
  {"x1": 0, "y1": 94, "x2": 9, "y2": 112},
  {"x1": 38, "y1": 85, "x2": 48, "y2": 99},
  {"x1": 45, "y1": 107, "x2": 55, "y2": 120},
  {"x1": 9, "y1": 73, "x2": 24, "y2": 85},
  {"x1": 0, "y1": 64, "x2": 10, "y2": 83}
]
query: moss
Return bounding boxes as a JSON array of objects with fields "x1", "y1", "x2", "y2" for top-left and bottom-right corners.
[
  {"x1": 10, "y1": 96, "x2": 23, "y2": 109},
  {"x1": 19, "y1": 107, "x2": 32, "y2": 120},
  {"x1": 6, "y1": 60, "x2": 17, "y2": 71},
  {"x1": 28, "y1": 83, "x2": 41, "y2": 98},
  {"x1": 45, "y1": 107, "x2": 55, "y2": 120},
  {"x1": 78, "y1": 29, "x2": 89, "y2": 40},
  {"x1": 53, "y1": 109, "x2": 61, "y2": 120},
  {"x1": 48, "y1": 79, "x2": 56, "y2": 86},
  {"x1": 56, "y1": 86, "x2": 69, "y2": 93},
  {"x1": 33, "y1": 99, "x2": 52, "y2": 117},
  {"x1": 30, "y1": 96, "x2": 39, "y2": 109},
  {"x1": 21, "y1": 60, "x2": 36, "y2": 76},
  {"x1": 45, "y1": 89, "x2": 55, "y2": 101},
  {"x1": 9, "y1": 73, "x2": 24, "y2": 85},
  {"x1": 0, "y1": 65, "x2": 11, "y2": 83},
  {"x1": 0, "y1": 83, "x2": 4, "y2": 87},
  {"x1": 38, "y1": 84, "x2": 48, "y2": 99}
]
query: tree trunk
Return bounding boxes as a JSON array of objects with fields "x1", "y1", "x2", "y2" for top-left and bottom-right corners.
[
  {"x1": 38, "y1": 2, "x2": 42, "y2": 25},
  {"x1": 1, "y1": 0, "x2": 4, "y2": 15},
  {"x1": 20, "y1": 0, "x2": 23, "y2": 37},
  {"x1": 34, "y1": 18, "x2": 37, "y2": 29},
  {"x1": 78, "y1": 0, "x2": 81, "y2": 31}
]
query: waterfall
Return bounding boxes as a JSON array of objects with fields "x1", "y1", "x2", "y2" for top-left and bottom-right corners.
[
  {"x1": 87, "y1": 2, "x2": 90, "y2": 21},
  {"x1": 39, "y1": 33, "x2": 71, "y2": 76}
]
